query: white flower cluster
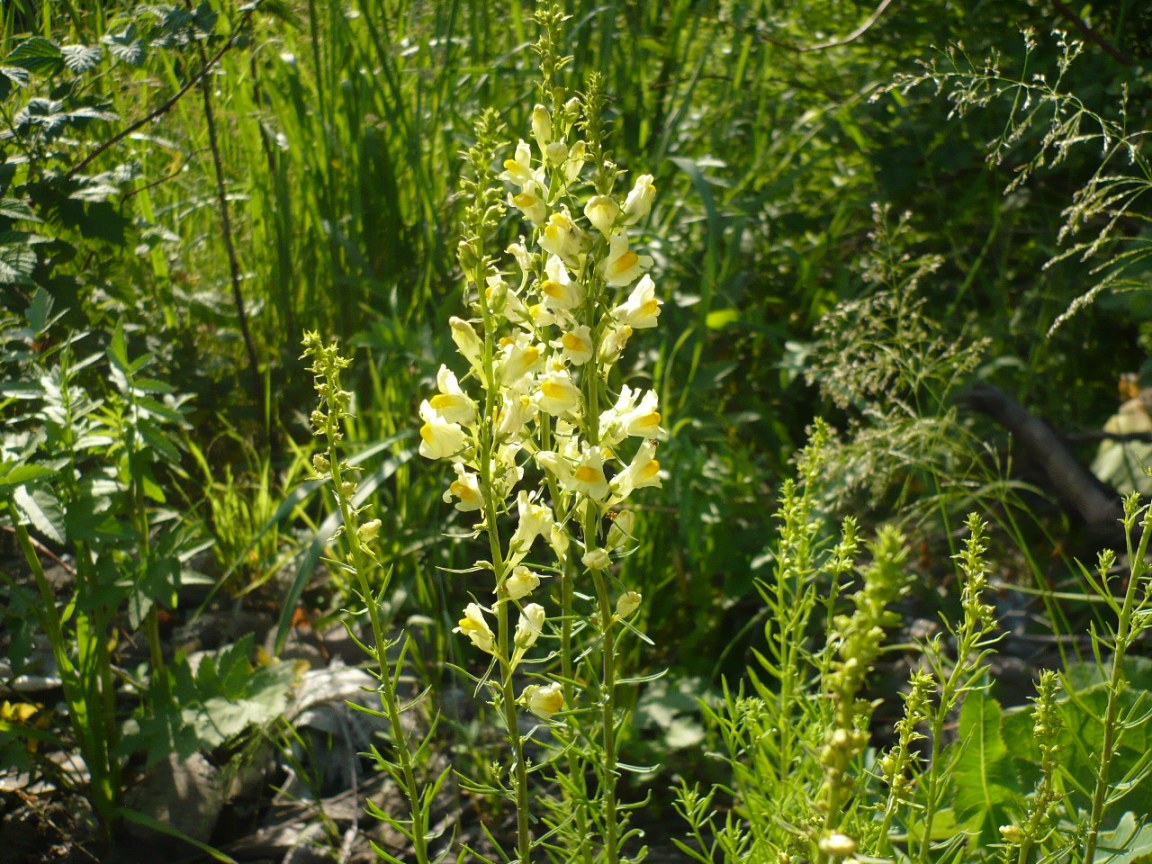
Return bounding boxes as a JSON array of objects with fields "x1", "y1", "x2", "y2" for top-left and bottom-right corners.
[{"x1": 419, "y1": 101, "x2": 664, "y2": 720}]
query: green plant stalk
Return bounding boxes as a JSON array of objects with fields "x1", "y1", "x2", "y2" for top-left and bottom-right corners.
[
  {"x1": 590, "y1": 565, "x2": 621, "y2": 864},
  {"x1": 13, "y1": 523, "x2": 118, "y2": 842},
  {"x1": 472, "y1": 260, "x2": 533, "y2": 863},
  {"x1": 325, "y1": 430, "x2": 431, "y2": 864},
  {"x1": 1082, "y1": 499, "x2": 1152, "y2": 863}
]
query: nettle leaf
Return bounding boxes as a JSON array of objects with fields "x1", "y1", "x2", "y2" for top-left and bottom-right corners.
[
  {"x1": 61, "y1": 44, "x2": 103, "y2": 74},
  {"x1": 5, "y1": 38, "x2": 64, "y2": 75},
  {"x1": 13, "y1": 484, "x2": 66, "y2": 544},
  {"x1": 953, "y1": 690, "x2": 1019, "y2": 845},
  {"x1": 103, "y1": 25, "x2": 146, "y2": 66},
  {"x1": 0, "y1": 198, "x2": 39, "y2": 223},
  {"x1": 0, "y1": 463, "x2": 56, "y2": 496},
  {"x1": 0, "y1": 242, "x2": 37, "y2": 285}
]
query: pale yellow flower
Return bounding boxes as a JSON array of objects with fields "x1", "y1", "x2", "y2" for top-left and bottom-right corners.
[
  {"x1": 429, "y1": 365, "x2": 476, "y2": 426},
  {"x1": 582, "y1": 547, "x2": 611, "y2": 570},
  {"x1": 531, "y1": 104, "x2": 551, "y2": 154},
  {"x1": 554, "y1": 324, "x2": 594, "y2": 366},
  {"x1": 443, "y1": 463, "x2": 482, "y2": 511},
  {"x1": 611, "y1": 274, "x2": 661, "y2": 329},
  {"x1": 540, "y1": 254, "x2": 585, "y2": 312},
  {"x1": 598, "y1": 322, "x2": 633, "y2": 365},
  {"x1": 418, "y1": 400, "x2": 467, "y2": 460},
  {"x1": 540, "y1": 208, "x2": 590, "y2": 266},
  {"x1": 606, "y1": 509, "x2": 636, "y2": 551},
  {"x1": 611, "y1": 439, "x2": 661, "y2": 501},
  {"x1": 522, "y1": 681, "x2": 565, "y2": 720},
  {"x1": 615, "y1": 591, "x2": 642, "y2": 618},
  {"x1": 600, "y1": 233, "x2": 652, "y2": 287},
  {"x1": 622, "y1": 174, "x2": 656, "y2": 225},
  {"x1": 584, "y1": 195, "x2": 620, "y2": 237},
  {"x1": 511, "y1": 185, "x2": 548, "y2": 226},
  {"x1": 537, "y1": 368, "x2": 583, "y2": 417},
  {"x1": 503, "y1": 565, "x2": 543, "y2": 601},
  {"x1": 357, "y1": 519, "x2": 381, "y2": 543},
  {"x1": 455, "y1": 603, "x2": 496, "y2": 654},
  {"x1": 449, "y1": 317, "x2": 482, "y2": 371},
  {"x1": 499, "y1": 140, "x2": 537, "y2": 189},
  {"x1": 563, "y1": 140, "x2": 586, "y2": 184},
  {"x1": 514, "y1": 603, "x2": 546, "y2": 649},
  {"x1": 498, "y1": 332, "x2": 545, "y2": 386},
  {"x1": 496, "y1": 379, "x2": 538, "y2": 440},
  {"x1": 600, "y1": 386, "x2": 665, "y2": 444}
]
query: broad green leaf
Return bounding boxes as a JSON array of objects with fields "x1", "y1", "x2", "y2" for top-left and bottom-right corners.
[
  {"x1": 0, "y1": 198, "x2": 38, "y2": 222},
  {"x1": 0, "y1": 463, "x2": 56, "y2": 495},
  {"x1": 60, "y1": 44, "x2": 103, "y2": 73},
  {"x1": 953, "y1": 690, "x2": 1018, "y2": 845},
  {"x1": 5, "y1": 38, "x2": 64, "y2": 75},
  {"x1": 13, "y1": 484, "x2": 66, "y2": 544},
  {"x1": 1094, "y1": 811, "x2": 1152, "y2": 864}
]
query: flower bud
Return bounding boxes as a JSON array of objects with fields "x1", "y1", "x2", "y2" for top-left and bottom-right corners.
[
  {"x1": 615, "y1": 591, "x2": 642, "y2": 619},
  {"x1": 582, "y1": 547, "x2": 611, "y2": 570},
  {"x1": 531, "y1": 104, "x2": 551, "y2": 152},
  {"x1": 515, "y1": 603, "x2": 546, "y2": 649},
  {"x1": 312, "y1": 453, "x2": 330, "y2": 474},
  {"x1": 818, "y1": 833, "x2": 856, "y2": 858},
  {"x1": 340, "y1": 481, "x2": 357, "y2": 499},
  {"x1": 357, "y1": 519, "x2": 381, "y2": 543}
]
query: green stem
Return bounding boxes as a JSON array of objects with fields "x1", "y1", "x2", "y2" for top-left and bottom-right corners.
[
  {"x1": 1083, "y1": 503, "x2": 1152, "y2": 863},
  {"x1": 328, "y1": 435, "x2": 430, "y2": 864},
  {"x1": 588, "y1": 508, "x2": 620, "y2": 864}
]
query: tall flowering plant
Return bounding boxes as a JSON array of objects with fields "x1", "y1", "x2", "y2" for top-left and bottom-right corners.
[{"x1": 418, "y1": 9, "x2": 663, "y2": 863}]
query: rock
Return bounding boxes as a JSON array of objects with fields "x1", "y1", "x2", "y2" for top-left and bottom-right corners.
[{"x1": 123, "y1": 751, "x2": 224, "y2": 847}]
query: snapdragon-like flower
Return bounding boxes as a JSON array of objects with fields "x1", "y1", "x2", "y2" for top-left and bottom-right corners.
[
  {"x1": 498, "y1": 332, "x2": 545, "y2": 386},
  {"x1": 504, "y1": 565, "x2": 543, "y2": 601},
  {"x1": 612, "y1": 274, "x2": 661, "y2": 329},
  {"x1": 531, "y1": 104, "x2": 551, "y2": 154},
  {"x1": 430, "y1": 365, "x2": 477, "y2": 426},
  {"x1": 540, "y1": 208, "x2": 591, "y2": 266},
  {"x1": 455, "y1": 603, "x2": 496, "y2": 654},
  {"x1": 496, "y1": 379, "x2": 538, "y2": 440},
  {"x1": 582, "y1": 547, "x2": 611, "y2": 570},
  {"x1": 611, "y1": 439, "x2": 661, "y2": 501},
  {"x1": 499, "y1": 140, "x2": 539, "y2": 189},
  {"x1": 450, "y1": 317, "x2": 482, "y2": 372},
  {"x1": 606, "y1": 509, "x2": 636, "y2": 552},
  {"x1": 537, "y1": 366, "x2": 583, "y2": 417},
  {"x1": 622, "y1": 174, "x2": 656, "y2": 225},
  {"x1": 511, "y1": 184, "x2": 548, "y2": 226},
  {"x1": 600, "y1": 233, "x2": 652, "y2": 287},
  {"x1": 598, "y1": 322, "x2": 633, "y2": 365},
  {"x1": 584, "y1": 195, "x2": 620, "y2": 237},
  {"x1": 538, "y1": 442, "x2": 611, "y2": 502},
  {"x1": 508, "y1": 490, "x2": 555, "y2": 565},
  {"x1": 444, "y1": 463, "x2": 483, "y2": 511},
  {"x1": 615, "y1": 591, "x2": 642, "y2": 618},
  {"x1": 514, "y1": 603, "x2": 546, "y2": 649},
  {"x1": 522, "y1": 681, "x2": 565, "y2": 720},
  {"x1": 540, "y1": 254, "x2": 585, "y2": 312},
  {"x1": 554, "y1": 324, "x2": 594, "y2": 366},
  {"x1": 419, "y1": 401, "x2": 467, "y2": 460},
  {"x1": 599, "y1": 385, "x2": 665, "y2": 445}
]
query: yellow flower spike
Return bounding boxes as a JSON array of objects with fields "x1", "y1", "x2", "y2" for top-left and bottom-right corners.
[{"x1": 600, "y1": 233, "x2": 653, "y2": 287}]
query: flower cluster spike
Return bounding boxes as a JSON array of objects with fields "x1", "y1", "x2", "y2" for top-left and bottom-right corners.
[{"x1": 420, "y1": 96, "x2": 665, "y2": 716}]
